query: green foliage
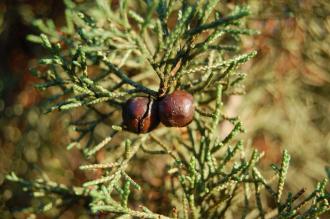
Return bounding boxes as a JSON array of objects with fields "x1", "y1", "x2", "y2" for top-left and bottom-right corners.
[
  {"x1": 241, "y1": 0, "x2": 330, "y2": 192},
  {"x1": 5, "y1": 0, "x2": 329, "y2": 218}
]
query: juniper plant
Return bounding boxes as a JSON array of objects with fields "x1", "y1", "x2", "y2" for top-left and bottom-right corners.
[{"x1": 6, "y1": 0, "x2": 329, "y2": 218}]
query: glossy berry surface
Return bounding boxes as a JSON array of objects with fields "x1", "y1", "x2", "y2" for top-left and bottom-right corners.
[
  {"x1": 122, "y1": 97, "x2": 160, "y2": 133},
  {"x1": 158, "y1": 90, "x2": 195, "y2": 127}
]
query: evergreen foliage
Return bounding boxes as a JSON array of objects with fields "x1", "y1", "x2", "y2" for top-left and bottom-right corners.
[{"x1": 5, "y1": 0, "x2": 329, "y2": 218}]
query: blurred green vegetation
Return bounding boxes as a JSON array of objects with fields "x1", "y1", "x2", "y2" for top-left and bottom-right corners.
[
  {"x1": 0, "y1": 0, "x2": 329, "y2": 218},
  {"x1": 242, "y1": 0, "x2": 330, "y2": 190}
]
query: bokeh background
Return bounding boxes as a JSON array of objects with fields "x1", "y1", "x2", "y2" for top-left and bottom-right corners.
[{"x1": 0, "y1": 0, "x2": 329, "y2": 218}]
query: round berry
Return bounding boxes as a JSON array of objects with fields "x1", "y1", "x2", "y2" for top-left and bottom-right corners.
[
  {"x1": 122, "y1": 97, "x2": 160, "y2": 133},
  {"x1": 158, "y1": 90, "x2": 195, "y2": 127}
]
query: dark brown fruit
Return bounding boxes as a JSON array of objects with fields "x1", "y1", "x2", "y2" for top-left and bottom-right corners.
[
  {"x1": 158, "y1": 90, "x2": 195, "y2": 127},
  {"x1": 122, "y1": 97, "x2": 160, "y2": 133}
]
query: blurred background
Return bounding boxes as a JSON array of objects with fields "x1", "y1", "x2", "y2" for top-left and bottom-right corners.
[{"x1": 0, "y1": 0, "x2": 329, "y2": 218}]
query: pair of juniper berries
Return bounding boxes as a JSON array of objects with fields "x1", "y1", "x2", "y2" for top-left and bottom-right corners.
[{"x1": 122, "y1": 90, "x2": 195, "y2": 133}]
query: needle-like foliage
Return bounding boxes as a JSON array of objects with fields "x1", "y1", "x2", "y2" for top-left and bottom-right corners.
[{"x1": 6, "y1": 0, "x2": 329, "y2": 218}]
